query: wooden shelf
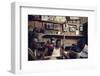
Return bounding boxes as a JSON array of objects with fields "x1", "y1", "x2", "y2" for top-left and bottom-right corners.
[
  {"x1": 29, "y1": 20, "x2": 65, "y2": 24},
  {"x1": 42, "y1": 34, "x2": 84, "y2": 39},
  {"x1": 67, "y1": 22, "x2": 80, "y2": 25}
]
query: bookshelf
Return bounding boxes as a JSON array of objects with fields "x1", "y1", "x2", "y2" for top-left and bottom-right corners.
[{"x1": 28, "y1": 15, "x2": 87, "y2": 48}]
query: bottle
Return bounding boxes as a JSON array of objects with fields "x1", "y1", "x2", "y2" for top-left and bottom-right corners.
[
  {"x1": 80, "y1": 24, "x2": 83, "y2": 32},
  {"x1": 76, "y1": 29, "x2": 79, "y2": 36}
]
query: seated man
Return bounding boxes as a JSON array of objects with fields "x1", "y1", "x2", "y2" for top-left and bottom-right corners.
[
  {"x1": 77, "y1": 44, "x2": 88, "y2": 58},
  {"x1": 76, "y1": 38, "x2": 88, "y2": 58},
  {"x1": 51, "y1": 39, "x2": 65, "y2": 59},
  {"x1": 43, "y1": 40, "x2": 54, "y2": 59},
  {"x1": 70, "y1": 38, "x2": 88, "y2": 58},
  {"x1": 44, "y1": 39, "x2": 63, "y2": 59}
]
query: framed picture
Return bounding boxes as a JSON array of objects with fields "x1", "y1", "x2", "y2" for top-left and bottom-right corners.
[
  {"x1": 45, "y1": 22, "x2": 54, "y2": 30},
  {"x1": 69, "y1": 25, "x2": 77, "y2": 32},
  {"x1": 11, "y1": 2, "x2": 96, "y2": 74},
  {"x1": 53, "y1": 23, "x2": 61, "y2": 31}
]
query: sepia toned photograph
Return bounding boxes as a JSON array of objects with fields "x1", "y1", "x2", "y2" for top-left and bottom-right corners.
[{"x1": 28, "y1": 15, "x2": 88, "y2": 61}]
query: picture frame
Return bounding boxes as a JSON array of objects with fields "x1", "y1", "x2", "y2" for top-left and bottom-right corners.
[
  {"x1": 53, "y1": 23, "x2": 61, "y2": 31},
  {"x1": 45, "y1": 22, "x2": 54, "y2": 30},
  {"x1": 69, "y1": 25, "x2": 77, "y2": 32},
  {"x1": 11, "y1": 2, "x2": 96, "y2": 74}
]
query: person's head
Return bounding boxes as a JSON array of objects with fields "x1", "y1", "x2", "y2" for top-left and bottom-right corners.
[
  {"x1": 50, "y1": 38, "x2": 56, "y2": 44},
  {"x1": 56, "y1": 39, "x2": 61, "y2": 48},
  {"x1": 77, "y1": 38, "x2": 85, "y2": 50},
  {"x1": 47, "y1": 40, "x2": 51, "y2": 44}
]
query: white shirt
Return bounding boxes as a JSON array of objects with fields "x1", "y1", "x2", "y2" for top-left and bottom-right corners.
[
  {"x1": 78, "y1": 44, "x2": 88, "y2": 58},
  {"x1": 50, "y1": 48, "x2": 61, "y2": 59}
]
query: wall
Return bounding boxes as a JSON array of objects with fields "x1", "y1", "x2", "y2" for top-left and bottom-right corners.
[{"x1": 0, "y1": 0, "x2": 100, "y2": 76}]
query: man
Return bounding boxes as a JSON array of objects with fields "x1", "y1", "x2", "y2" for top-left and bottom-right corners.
[{"x1": 77, "y1": 44, "x2": 88, "y2": 58}]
